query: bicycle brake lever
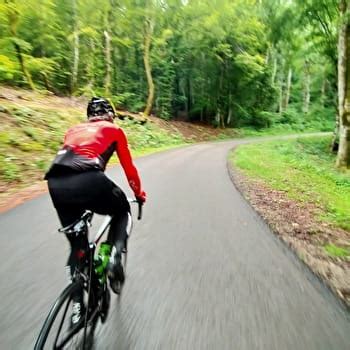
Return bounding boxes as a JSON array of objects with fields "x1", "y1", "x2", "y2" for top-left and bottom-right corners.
[{"x1": 137, "y1": 202, "x2": 143, "y2": 220}]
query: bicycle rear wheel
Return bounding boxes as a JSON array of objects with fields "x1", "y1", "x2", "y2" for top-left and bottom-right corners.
[{"x1": 34, "y1": 281, "x2": 98, "y2": 350}]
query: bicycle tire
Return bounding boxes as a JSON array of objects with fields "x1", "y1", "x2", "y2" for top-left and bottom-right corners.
[{"x1": 34, "y1": 281, "x2": 97, "y2": 350}]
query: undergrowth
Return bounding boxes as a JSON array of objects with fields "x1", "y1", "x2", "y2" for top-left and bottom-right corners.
[{"x1": 0, "y1": 102, "x2": 186, "y2": 185}]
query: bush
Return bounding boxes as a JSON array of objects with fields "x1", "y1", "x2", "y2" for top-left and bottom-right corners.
[
  {"x1": 0, "y1": 156, "x2": 20, "y2": 181},
  {"x1": 109, "y1": 92, "x2": 139, "y2": 110},
  {"x1": 306, "y1": 105, "x2": 335, "y2": 131},
  {"x1": 0, "y1": 55, "x2": 21, "y2": 84},
  {"x1": 233, "y1": 103, "x2": 251, "y2": 127},
  {"x1": 269, "y1": 103, "x2": 335, "y2": 132},
  {"x1": 279, "y1": 106, "x2": 302, "y2": 125},
  {"x1": 26, "y1": 56, "x2": 58, "y2": 86},
  {"x1": 253, "y1": 111, "x2": 277, "y2": 128}
]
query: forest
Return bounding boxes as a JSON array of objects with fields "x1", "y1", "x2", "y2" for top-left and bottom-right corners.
[{"x1": 0, "y1": 0, "x2": 349, "y2": 167}]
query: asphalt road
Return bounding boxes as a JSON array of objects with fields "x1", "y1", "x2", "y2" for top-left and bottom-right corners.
[{"x1": 0, "y1": 139, "x2": 349, "y2": 350}]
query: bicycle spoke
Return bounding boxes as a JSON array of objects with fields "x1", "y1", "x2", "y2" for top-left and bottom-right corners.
[{"x1": 54, "y1": 298, "x2": 85, "y2": 349}]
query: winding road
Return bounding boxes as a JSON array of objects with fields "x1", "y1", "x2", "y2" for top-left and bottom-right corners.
[{"x1": 0, "y1": 139, "x2": 349, "y2": 349}]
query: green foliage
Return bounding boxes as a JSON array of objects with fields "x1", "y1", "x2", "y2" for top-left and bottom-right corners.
[
  {"x1": 22, "y1": 126, "x2": 40, "y2": 141},
  {"x1": 0, "y1": 155, "x2": 20, "y2": 181},
  {"x1": 0, "y1": 95, "x2": 187, "y2": 185},
  {"x1": 118, "y1": 119, "x2": 184, "y2": 150},
  {"x1": 26, "y1": 56, "x2": 58, "y2": 83},
  {"x1": 324, "y1": 244, "x2": 350, "y2": 259},
  {"x1": 0, "y1": 132, "x2": 10, "y2": 144},
  {"x1": 235, "y1": 53, "x2": 266, "y2": 79},
  {"x1": 34, "y1": 159, "x2": 48, "y2": 171},
  {"x1": 232, "y1": 136, "x2": 350, "y2": 230},
  {"x1": 253, "y1": 111, "x2": 276, "y2": 129},
  {"x1": 276, "y1": 104, "x2": 335, "y2": 132},
  {"x1": 0, "y1": 54, "x2": 20, "y2": 82},
  {"x1": 9, "y1": 37, "x2": 33, "y2": 52},
  {"x1": 0, "y1": 0, "x2": 341, "y2": 134},
  {"x1": 109, "y1": 93, "x2": 144, "y2": 112}
]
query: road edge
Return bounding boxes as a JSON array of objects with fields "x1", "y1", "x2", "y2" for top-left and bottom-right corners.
[{"x1": 226, "y1": 146, "x2": 350, "y2": 313}]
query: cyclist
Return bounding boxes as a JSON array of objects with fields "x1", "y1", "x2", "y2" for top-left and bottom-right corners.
[{"x1": 45, "y1": 97, "x2": 146, "y2": 324}]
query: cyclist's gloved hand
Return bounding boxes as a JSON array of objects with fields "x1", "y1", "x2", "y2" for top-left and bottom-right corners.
[{"x1": 136, "y1": 190, "x2": 146, "y2": 204}]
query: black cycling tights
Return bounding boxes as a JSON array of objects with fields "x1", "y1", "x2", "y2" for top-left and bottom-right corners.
[{"x1": 47, "y1": 170, "x2": 130, "y2": 276}]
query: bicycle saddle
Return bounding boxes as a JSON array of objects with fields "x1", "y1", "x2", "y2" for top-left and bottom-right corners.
[{"x1": 58, "y1": 210, "x2": 93, "y2": 235}]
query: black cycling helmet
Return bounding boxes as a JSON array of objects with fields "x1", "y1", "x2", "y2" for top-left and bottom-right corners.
[{"x1": 87, "y1": 97, "x2": 115, "y2": 121}]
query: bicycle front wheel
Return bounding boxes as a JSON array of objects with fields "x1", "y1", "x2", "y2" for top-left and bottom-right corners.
[{"x1": 34, "y1": 281, "x2": 98, "y2": 350}]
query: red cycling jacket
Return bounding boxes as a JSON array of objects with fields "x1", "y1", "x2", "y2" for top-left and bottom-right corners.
[{"x1": 45, "y1": 120, "x2": 142, "y2": 197}]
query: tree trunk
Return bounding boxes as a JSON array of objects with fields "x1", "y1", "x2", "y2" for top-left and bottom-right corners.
[
  {"x1": 5, "y1": 0, "x2": 35, "y2": 90},
  {"x1": 186, "y1": 75, "x2": 192, "y2": 115},
  {"x1": 220, "y1": 114, "x2": 225, "y2": 128},
  {"x1": 217, "y1": 64, "x2": 225, "y2": 128},
  {"x1": 41, "y1": 71, "x2": 59, "y2": 95},
  {"x1": 227, "y1": 106, "x2": 232, "y2": 125},
  {"x1": 272, "y1": 56, "x2": 277, "y2": 86},
  {"x1": 331, "y1": 115, "x2": 340, "y2": 152},
  {"x1": 104, "y1": 30, "x2": 112, "y2": 96},
  {"x1": 336, "y1": 0, "x2": 350, "y2": 168},
  {"x1": 227, "y1": 94, "x2": 232, "y2": 125},
  {"x1": 278, "y1": 76, "x2": 284, "y2": 114},
  {"x1": 283, "y1": 67, "x2": 292, "y2": 110},
  {"x1": 215, "y1": 110, "x2": 220, "y2": 127},
  {"x1": 86, "y1": 39, "x2": 95, "y2": 92},
  {"x1": 71, "y1": 0, "x2": 79, "y2": 94},
  {"x1": 303, "y1": 60, "x2": 311, "y2": 113},
  {"x1": 265, "y1": 47, "x2": 269, "y2": 65},
  {"x1": 143, "y1": 17, "x2": 154, "y2": 116},
  {"x1": 13, "y1": 43, "x2": 35, "y2": 90},
  {"x1": 200, "y1": 79, "x2": 204, "y2": 122},
  {"x1": 331, "y1": 82, "x2": 340, "y2": 152},
  {"x1": 321, "y1": 76, "x2": 326, "y2": 107},
  {"x1": 135, "y1": 47, "x2": 144, "y2": 96},
  {"x1": 180, "y1": 81, "x2": 188, "y2": 116}
]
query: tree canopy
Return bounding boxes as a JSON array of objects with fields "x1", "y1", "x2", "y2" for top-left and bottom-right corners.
[{"x1": 0, "y1": 0, "x2": 347, "y2": 154}]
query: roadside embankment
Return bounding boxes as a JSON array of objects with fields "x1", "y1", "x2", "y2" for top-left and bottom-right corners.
[{"x1": 0, "y1": 87, "x2": 239, "y2": 212}]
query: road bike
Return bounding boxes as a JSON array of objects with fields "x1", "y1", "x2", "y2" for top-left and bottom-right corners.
[{"x1": 34, "y1": 199, "x2": 142, "y2": 349}]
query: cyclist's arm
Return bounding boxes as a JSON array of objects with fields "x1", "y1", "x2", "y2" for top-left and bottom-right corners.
[{"x1": 115, "y1": 128, "x2": 142, "y2": 196}]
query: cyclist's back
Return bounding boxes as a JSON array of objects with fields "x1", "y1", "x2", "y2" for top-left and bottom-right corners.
[{"x1": 46, "y1": 120, "x2": 140, "y2": 187}]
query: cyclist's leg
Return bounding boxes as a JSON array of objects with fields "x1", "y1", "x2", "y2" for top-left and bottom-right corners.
[
  {"x1": 105, "y1": 188, "x2": 130, "y2": 292},
  {"x1": 56, "y1": 206, "x2": 88, "y2": 278},
  {"x1": 84, "y1": 175, "x2": 130, "y2": 292},
  {"x1": 49, "y1": 171, "x2": 130, "y2": 293},
  {"x1": 48, "y1": 177, "x2": 88, "y2": 278},
  {"x1": 48, "y1": 175, "x2": 91, "y2": 324},
  {"x1": 76, "y1": 172, "x2": 130, "y2": 249},
  {"x1": 106, "y1": 185, "x2": 130, "y2": 248},
  {"x1": 108, "y1": 212, "x2": 129, "y2": 252}
]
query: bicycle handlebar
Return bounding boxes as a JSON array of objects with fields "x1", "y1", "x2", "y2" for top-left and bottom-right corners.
[{"x1": 128, "y1": 198, "x2": 143, "y2": 220}]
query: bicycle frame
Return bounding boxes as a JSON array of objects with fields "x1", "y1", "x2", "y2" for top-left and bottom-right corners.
[
  {"x1": 92, "y1": 198, "x2": 138, "y2": 246},
  {"x1": 34, "y1": 199, "x2": 143, "y2": 349}
]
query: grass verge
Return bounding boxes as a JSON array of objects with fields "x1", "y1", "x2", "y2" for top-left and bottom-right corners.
[
  {"x1": 231, "y1": 136, "x2": 350, "y2": 231},
  {"x1": 229, "y1": 135, "x2": 350, "y2": 304}
]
